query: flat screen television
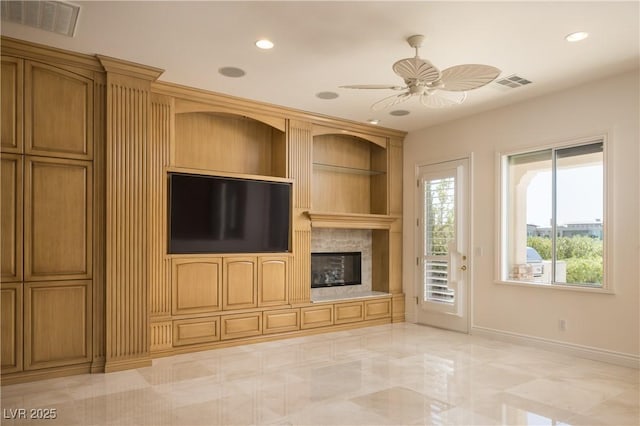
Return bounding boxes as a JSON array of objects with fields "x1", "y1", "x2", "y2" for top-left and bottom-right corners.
[{"x1": 168, "y1": 172, "x2": 291, "y2": 254}]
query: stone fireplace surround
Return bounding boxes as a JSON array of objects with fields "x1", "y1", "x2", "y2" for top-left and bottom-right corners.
[{"x1": 311, "y1": 228, "x2": 380, "y2": 301}]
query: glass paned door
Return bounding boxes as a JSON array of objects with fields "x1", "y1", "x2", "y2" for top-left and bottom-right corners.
[{"x1": 417, "y1": 158, "x2": 469, "y2": 332}]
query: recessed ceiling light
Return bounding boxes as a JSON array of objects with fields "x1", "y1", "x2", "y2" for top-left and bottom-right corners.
[
  {"x1": 565, "y1": 31, "x2": 589, "y2": 42},
  {"x1": 367, "y1": 119, "x2": 380, "y2": 125},
  {"x1": 389, "y1": 110, "x2": 410, "y2": 116},
  {"x1": 316, "y1": 91, "x2": 339, "y2": 100},
  {"x1": 255, "y1": 39, "x2": 274, "y2": 49},
  {"x1": 218, "y1": 67, "x2": 246, "y2": 78}
]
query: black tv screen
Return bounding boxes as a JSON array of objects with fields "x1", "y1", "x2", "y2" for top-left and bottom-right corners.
[{"x1": 168, "y1": 173, "x2": 291, "y2": 254}]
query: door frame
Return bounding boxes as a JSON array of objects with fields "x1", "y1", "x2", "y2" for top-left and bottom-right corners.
[{"x1": 411, "y1": 154, "x2": 473, "y2": 333}]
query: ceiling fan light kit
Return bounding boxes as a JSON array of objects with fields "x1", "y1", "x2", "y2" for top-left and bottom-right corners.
[{"x1": 341, "y1": 34, "x2": 501, "y2": 111}]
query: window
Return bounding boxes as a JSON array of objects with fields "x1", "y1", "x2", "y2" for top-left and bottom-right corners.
[
  {"x1": 501, "y1": 140, "x2": 605, "y2": 288},
  {"x1": 423, "y1": 176, "x2": 456, "y2": 304}
]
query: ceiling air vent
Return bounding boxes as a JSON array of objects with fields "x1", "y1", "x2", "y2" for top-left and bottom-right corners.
[
  {"x1": 1, "y1": 1, "x2": 80, "y2": 37},
  {"x1": 494, "y1": 74, "x2": 533, "y2": 89}
]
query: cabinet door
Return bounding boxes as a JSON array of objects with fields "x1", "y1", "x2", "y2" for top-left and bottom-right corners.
[
  {"x1": 364, "y1": 298, "x2": 391, "y2": 320},
  {"x1": 24, "y1": 280, "x2": 91, "y2": 370},
  {"x1": 1, "y1": 283, "x2": 23, "y2": 373},
  {"x1": 1, "y1": 154, "x2": 23, "y2": 282},
  {"x1": 24, "y1": 157, "x2": 92, "y2": 281},
  {"x1": 223, "y1": 257, "x2": 257, "y2": 310},
  {"x1": 334, "y1": 301, "x2": 364, "y2": 324},
  {"x1": 172, "y1": 258, "x2": 222, "y2": 315},
  {"x1": 1, "y1": 56, "x2": 23, "y2": 153},
  {"x1": 263, "y1": 309, "x2": 299, "y2": 335},
  {"x1": 220, "y1": 312, "x2": 262, "y2": 340},
  {"x1": 300, "y1": 305, "x2": 333, "y2": 329},
  {"x1": 258, "y1": 256, "x2": 288, "y2": 307},
  {"x1": 173, "y1": 316, "x2": 220, "y2": 346},
  {"x1": 24, "y1": 61, "x2": 93, "y2": 160}
]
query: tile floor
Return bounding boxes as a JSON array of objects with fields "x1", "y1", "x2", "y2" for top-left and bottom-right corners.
[{"x1": 1, "y1": 323, "x2": 638, "y2": 425}]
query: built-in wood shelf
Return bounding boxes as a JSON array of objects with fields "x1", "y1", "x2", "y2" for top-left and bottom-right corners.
[
  {"x1": 306, "y1": 211, "x2": 396, "y2": 229},
  {"x1": 312, "y1": 162, "x2": 385, "y2": 176}
]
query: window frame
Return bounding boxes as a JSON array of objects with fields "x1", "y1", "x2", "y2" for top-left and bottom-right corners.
[{"x1": 496, "y1": 135, "x2": 613, "y2": 293}]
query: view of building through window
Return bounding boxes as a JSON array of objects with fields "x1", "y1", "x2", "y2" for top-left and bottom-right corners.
[{"x1": 504, "y1": 141, "x2": 604, "y2": 287}]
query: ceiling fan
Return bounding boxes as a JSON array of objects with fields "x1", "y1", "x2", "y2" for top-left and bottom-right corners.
[{"x1": 340, "y1": 35, "x2": 501, "y2": 110}]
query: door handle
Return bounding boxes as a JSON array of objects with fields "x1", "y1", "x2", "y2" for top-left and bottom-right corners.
[{"x1": 460, "y1": 265, "x2": 467, "y2": 271}]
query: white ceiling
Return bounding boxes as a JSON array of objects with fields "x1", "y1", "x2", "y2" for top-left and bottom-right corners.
[{"x1": 2, "y1": 1, "x2": 639, "y2": 132}]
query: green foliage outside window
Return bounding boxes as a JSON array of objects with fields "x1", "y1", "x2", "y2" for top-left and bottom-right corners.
[{"x1": 527, "y1": 235, "x2": 603, "y2": 284}]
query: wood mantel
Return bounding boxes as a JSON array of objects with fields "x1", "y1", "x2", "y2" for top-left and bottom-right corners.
[{"x1": 305, "y1": 212, "x2": 397, "y2": 229}]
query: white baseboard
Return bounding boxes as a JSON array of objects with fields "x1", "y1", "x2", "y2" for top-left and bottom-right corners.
[{"x1": 471, "y1": 325, "x2": 639, "y2": 369}]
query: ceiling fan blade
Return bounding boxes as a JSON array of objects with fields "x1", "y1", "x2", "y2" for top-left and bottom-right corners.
[
  {"x1": 439, "y1": 64, "x2": 501, "y2": 91},
  {"x1": 371, "y1": 92, "x2": 412, "y2": 111},
  {"x1": 392, "y1": 57, "x2": 440, "y2": 83},
  {"x1": 339, "y1": 84, "x2": 404, "y2": 90},
  {"x1": 420, "y1": 90, "x2": 467, "y2": 108}
]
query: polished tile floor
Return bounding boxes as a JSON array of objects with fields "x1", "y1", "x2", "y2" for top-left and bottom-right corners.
[{"x1": 1, "y1": 323, "x2": 638, "y2": 425}]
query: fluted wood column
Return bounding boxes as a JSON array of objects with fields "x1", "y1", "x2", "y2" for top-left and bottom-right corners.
[
  {"x1": 389, "y1": 136, "x2": 405, "y2": 322},
  {"x1": 148, "y1": 94, "x2": 173, "y2": 353},
  {"x1": 98, "y1": 56, "x2": 163, "y2": 372},
  {"x1": 288, "y1": 120, "x2": 312, "y2": 305}
]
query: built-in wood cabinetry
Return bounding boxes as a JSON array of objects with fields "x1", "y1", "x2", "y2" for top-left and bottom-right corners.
[
  {"x1": 1, "y1": 46, "x2": 100, "y2": 382},
  {"x1": 1, "y1": 37, "x2": 404, "y2": 383}
]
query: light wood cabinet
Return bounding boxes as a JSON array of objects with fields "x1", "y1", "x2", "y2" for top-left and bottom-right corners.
[
  {"x1": 258, "y1": 256, "x2": 288, "y2": 307},
  {"x1": 0, "y1": 50, "x2": 97, "y2": 381},
  {"x1": 364, "y1": 298, "x2": 391, "y2": 320},
  {"x1": 263, "y1": 309, "x2": 299, "y2": 334},
  {"x1": 172, "y1": 258, "x2": 222, "y2": 315},
  {"x1": 223, "y1": 257, "x2": 257, "y2": 310},
  {"x1": 24, "y1": 61, "x2": 93, "y2": 160},
  {"x1": 301, "y1": 305, "x2": 334, "y2": 329},
  {"x1": 24, "y1": 280, "x2": 91, "y2": 370},
  {"x1": 1, "y1": 154, "x2": 23, "y2": 283},
  {"x1": 24, "y1": 156, "x2": 92, "y2": 281},
  {"x1": 334, "y1": 301, "x2": 365, "y2": 324},
  {"x1": 2, "y1": 38, "x2": 404, "y2": 383},
  {"x1": 1, "y1": 283, "x2": 23, "y2": 373},
  {"x1": 221, "y1": 312, "x2": 262, "y2": 340},
  {"x1": 1, "y1": 56, "x2": 23, "y2": 153},
  {"x1": 173, "y1": 316, "x2": 220, "y2": 346}
]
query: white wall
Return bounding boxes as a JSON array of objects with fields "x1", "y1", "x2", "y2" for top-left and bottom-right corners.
[{"x1": 403, "y1": 69, "x2": 639, "y2": 362}]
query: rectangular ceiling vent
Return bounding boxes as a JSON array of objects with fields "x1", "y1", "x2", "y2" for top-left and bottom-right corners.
[
  {"x1": 1, "y1": 1, "x2": 80, "y2": 37},
  {"x1": 494, "y1": 74, "x2": 533, "y2": 89}
]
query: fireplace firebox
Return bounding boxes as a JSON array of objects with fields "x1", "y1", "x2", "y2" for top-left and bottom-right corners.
[{"x1": 311, "y1": 252, "x2": 362, "y2": 288}]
